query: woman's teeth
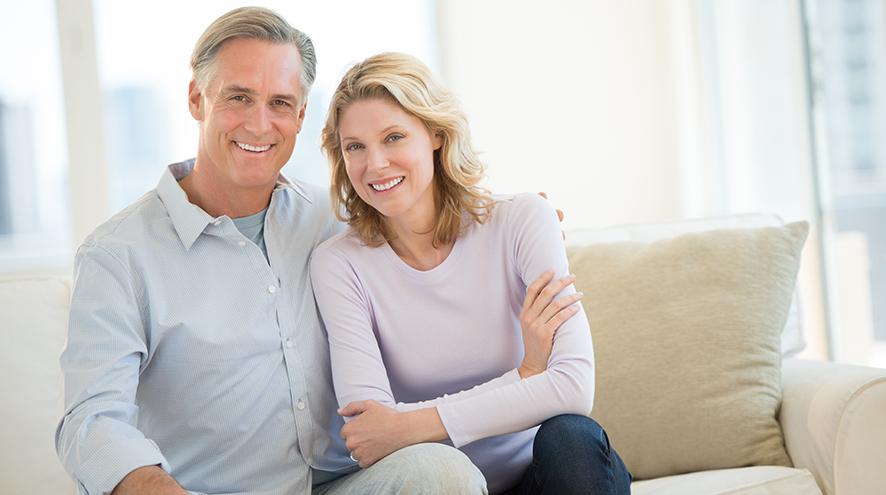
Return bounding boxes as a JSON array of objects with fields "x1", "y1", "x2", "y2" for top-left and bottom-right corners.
[{"x1": 371, "y1": 177, "x2": 404, "y2": 191}]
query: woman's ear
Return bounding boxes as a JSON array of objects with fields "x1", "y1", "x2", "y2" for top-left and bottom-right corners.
[{"x1": 432, "y1": 131, "x2": 444, "y2": 150}]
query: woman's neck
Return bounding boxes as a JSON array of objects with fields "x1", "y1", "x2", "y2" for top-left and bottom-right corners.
[
  {"x1": 385, "y1": 199, "x2": 453, "y2": 271},
  {"x1": 388, "y1": 229, "x2": 453, "y2": 272}
]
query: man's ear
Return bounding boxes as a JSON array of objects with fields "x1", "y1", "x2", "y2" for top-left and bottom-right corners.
[
  {"x1": 295, "y1": 101, "x2": 307, "y2": 134},
  {"x1": 188, "y1": 79, "x2": 204, "y2": 121}
]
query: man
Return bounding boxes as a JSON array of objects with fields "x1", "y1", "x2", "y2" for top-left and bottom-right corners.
[{"x1": 55, "y1": 7, "x2": 486, "y2": 495}]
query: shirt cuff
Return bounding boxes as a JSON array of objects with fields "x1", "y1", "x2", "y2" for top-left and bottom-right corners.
[{"x1": 76, "y1": 438, "x2": 170, "y2": 495}]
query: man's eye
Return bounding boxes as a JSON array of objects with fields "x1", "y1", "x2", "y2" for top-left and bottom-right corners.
[
  {"x1": 272, "y1": 99, "x2": 291, "y2": 107},
  {"x1": 231, "y1": 95, "x2": 248, "y2": 102}
]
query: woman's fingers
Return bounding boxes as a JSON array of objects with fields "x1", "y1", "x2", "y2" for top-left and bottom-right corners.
[
  {"x1": 538, "y1": 291, "x2": 583, "y2": 324},
  {"x1": 528, "y1": 273, "x2": 576, "y2": 319},
  {"x1": 522, "y1": 270, "x2": 555, "y2": 315},
  {"x1": 544, "y1": 303, "x2": 581, "y2": 332}
]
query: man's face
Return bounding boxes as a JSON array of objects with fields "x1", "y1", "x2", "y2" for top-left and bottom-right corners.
[{"x1": 188, "y1": 38, "x2": 306, "y2": 192}]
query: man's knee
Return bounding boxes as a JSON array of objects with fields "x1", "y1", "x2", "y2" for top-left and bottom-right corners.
[{"x1": 381, "y1": 443, "x2": 487, "y2": 494}]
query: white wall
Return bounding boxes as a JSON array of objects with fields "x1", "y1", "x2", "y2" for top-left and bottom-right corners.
[{"x1": 437, "y1": 0, "x2": 684, "y2": 229}]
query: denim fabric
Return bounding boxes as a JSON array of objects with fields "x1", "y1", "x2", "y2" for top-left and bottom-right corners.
[{"x1": 503, "y1": 415, "x2": 632, "y2": 495}]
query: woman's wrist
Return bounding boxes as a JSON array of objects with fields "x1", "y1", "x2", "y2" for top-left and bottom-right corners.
[
  {"x1": 404, "y1": 407, "x2": 449, "y2": 444},
  {"x1": 518, "y1": 363, "x2": 545, "y2": 379}
]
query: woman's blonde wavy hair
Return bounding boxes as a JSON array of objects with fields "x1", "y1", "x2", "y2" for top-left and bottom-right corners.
[{"x1": 321, "y1": 52, "x2": 494, "y2": 247}]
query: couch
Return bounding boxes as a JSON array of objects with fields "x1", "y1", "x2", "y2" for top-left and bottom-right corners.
[{"x1": 2, "y1": 214, "x2": 885, "y2": 495}]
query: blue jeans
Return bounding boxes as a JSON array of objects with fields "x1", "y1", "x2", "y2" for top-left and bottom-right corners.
[{"x1": 503, "y1": 415, "x2": 632, "y2": 495}]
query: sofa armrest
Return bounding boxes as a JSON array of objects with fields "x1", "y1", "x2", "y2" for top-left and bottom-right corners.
[{"x1": 780, "y1": 358, "x2": 886, "y2": 495}]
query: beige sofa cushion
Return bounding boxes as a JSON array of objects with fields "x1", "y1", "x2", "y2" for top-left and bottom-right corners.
[
  {"x1": 0, "y1": 277, "x2": 74, "y2": 494},
  {"x1": 567, "y1": 222, "x2": 808, "y2": 480},
  {"x1": 631, "y1": 466, "x2": 821, "y2": 495}
]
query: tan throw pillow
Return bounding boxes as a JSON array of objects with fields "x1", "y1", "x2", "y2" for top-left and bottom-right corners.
[{"x1": 567, "y1": 222, "x2": 808, "y2": 480}]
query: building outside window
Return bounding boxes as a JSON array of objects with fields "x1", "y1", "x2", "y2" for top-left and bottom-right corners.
[{"x1": 806, "y1": 0, "x2": 886, "y2": 366}]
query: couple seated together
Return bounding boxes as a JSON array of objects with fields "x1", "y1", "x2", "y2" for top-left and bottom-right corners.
[{"x1": 56, "y1": 6, "x2": 630, "y2": 495}]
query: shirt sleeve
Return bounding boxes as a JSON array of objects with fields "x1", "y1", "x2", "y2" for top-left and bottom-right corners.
[
  {"x1": 311, "y1": 194, "x2": 595, "y2": 448},
  {"x1": 55, "y1": 243, "x2": 171, "y2": 495},
  {"x1": 433, "y1": 193, "x2": 596, "y2": 447}
]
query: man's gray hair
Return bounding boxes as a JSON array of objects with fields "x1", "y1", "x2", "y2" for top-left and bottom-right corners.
[{"x1": 190, "y1": 7, "x2": 316, "y2": 98}]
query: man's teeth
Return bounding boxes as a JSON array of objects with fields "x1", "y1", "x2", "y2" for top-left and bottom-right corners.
[
  {"x1": 371, "y1": 177, "x2": 404, "y2": 191},
  {"x1": 236, "y1": 142, "x2": 272, "y2": 152}
]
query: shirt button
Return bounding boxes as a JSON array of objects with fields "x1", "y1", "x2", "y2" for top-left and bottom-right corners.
[
  {"x1": 285, "y1": 338, "x2": 293, "y2": 348},
  {"x1": 212, "y1": 220, "x2": 221, "y2": 226},
  {"x1": 297, "y1": 399, "x2": 306, "y2": 410},
  {"x1": 238, "y1": 240, "x2": 246, "y2": 247},
  {"x1": 267, "y1": 285, "x2": 277, "y2": 294}
]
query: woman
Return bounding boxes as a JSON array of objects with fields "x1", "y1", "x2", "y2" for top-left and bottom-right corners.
[{"x1": 310, "y1": 53, "x2": 630, "y2": 494}]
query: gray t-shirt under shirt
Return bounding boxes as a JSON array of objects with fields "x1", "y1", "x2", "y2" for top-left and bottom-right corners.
[{"x1": 232, "y1": 208, "x2": 268, "y2": 261}]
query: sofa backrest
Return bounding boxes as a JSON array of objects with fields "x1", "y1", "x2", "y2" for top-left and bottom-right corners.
[{"x1": 0, "y1": 276, "x2": 75, "y2": 494}]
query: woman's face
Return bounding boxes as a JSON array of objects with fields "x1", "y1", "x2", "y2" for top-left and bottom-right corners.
[{"x1": 338, "y1": 97, "x2": 442, "y2": 222}]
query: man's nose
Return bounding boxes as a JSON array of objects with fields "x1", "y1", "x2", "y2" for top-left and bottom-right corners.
[{"x1": 243, "y1": 104, "x2": 272, "y2": 136}]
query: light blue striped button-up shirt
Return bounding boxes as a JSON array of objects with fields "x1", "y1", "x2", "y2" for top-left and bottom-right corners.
[{"x1": 55, "y1": 160, "x2": 354, "y2": 495}]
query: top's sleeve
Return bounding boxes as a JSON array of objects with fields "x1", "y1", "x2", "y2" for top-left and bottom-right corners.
[
  {"x1": 310, "y1": 242, "x2": 400, "y2": 410},
  {"x1": 432, "y1": 194, "x2": 595, "y2": 446},
  {"x1": 55, "y1": 244, "x2": 170, "y2": 495},
  {"x1": 311, "y1": 195, "x2": 595, "y2": 448}
]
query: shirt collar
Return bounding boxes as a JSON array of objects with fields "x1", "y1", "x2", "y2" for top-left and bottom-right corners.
[{"x1": 155, "y1": 159, "x2": 313, "y2": 250}]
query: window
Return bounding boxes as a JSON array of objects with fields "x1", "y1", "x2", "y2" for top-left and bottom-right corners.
[
  {"x1": 0, "y1": 1, "x2": 70, "y2": 272},
  {"x1": 805, "y1": 0, "x2": 886, "y2": 366}
]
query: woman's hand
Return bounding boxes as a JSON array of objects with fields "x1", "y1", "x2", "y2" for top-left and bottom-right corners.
[
  {"x1": 518, "y1": 270, "x2": 583, "y2": 378},
  {"x1": 338, "y1": 401, "x2": 447, "y2": 468}
]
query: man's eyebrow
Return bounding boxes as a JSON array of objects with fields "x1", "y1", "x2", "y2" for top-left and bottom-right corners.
[
  {"x1": 219, "y1": 86, "x2": 298, "y2": 102},
  {"x1": 270, "y1": 93, "x2": 299, "y2": 102},
  {"x1": 219, "y1": 85, "x2": 256, "y2": 96}
]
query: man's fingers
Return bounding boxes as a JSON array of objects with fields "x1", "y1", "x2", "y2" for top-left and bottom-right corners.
[
  {"x1": 556, "y1": 209, "x2": 564, "y2": 222},
  {"x1": 537, "y1": 191, "x2": 549, "y2": 199}
]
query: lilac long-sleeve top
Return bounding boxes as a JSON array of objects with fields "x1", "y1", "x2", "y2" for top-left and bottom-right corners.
[{"x1": 309, "y1": 193, "x2": 595, "y2": 493}]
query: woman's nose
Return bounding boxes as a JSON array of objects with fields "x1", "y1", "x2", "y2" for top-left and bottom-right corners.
[{"x1": 366, "y1": 146, "x2": 389, "y2": 171}]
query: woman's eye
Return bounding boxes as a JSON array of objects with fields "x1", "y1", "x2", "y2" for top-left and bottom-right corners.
[
  {"x1": 345, "y1": 143, "x2": 364, "y2": 152},
  {"x1": 386, "y1": 133, "x2": 404, "y2": 143}
]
